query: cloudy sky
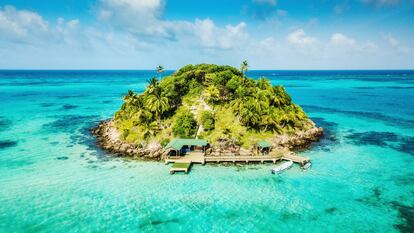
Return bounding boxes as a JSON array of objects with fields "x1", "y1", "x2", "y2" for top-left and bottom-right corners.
[{"x1": 0, "y1": 0, "x2": 413, "y2": 69}]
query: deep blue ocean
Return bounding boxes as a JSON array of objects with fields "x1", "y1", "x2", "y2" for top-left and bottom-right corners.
[{"x1": 0, "y1": 70, "x2": 413, "y2": 232}]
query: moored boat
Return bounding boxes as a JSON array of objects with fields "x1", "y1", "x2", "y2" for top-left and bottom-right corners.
[
  {"x1": 271, "y1": 160, "x2": 293, "y2": 174},
  {"x1": 301, "y1": 162, "x2": 311, "y2": 170}
]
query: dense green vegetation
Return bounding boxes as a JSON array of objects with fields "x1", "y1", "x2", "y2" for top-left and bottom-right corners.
[{"x1": 114, "y1": 63, "x2": 313, "y2": 148}]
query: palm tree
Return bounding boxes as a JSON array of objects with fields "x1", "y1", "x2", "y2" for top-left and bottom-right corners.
[
  {"x1": 146, "y1": 93, "x2": 170, "y2": 126},
  {"x1": 123, "y1": 90, "x2": 136, "y2": 103},
  {"x1": 239, "y1": 100, "x2": 260, "y2": 128},
  {"x1": 131, "y1": 107, "x2": 152, "y2": 126},
  {"x1": 257, "y1": 77, "x2": 271, "y2": 90},
  {"x1": 156, "y1": 65, "x2": 164, "y2": 78},
  {"x1": 147, "y1": 77, "x2": 160, "y2": 94},
  {"x1": 231, "y1": 97, "x2": 244, "y2": 113},
  {"x1": 240, "y1": 60, "x2": 249, "y2": 77},
  {"x1": 141, "y1": 121, "x2": 159, "y2": 139}
]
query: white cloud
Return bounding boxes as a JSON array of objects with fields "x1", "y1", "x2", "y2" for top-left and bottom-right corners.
[
  {"x1": 0, "y1": 4, "x2": 413, "y2": 69},
  {"x1": 329, "y1": 33, "x2": 378, "y2": 53},
  {"x1": 98, "y1": 0, "x2": 171, "y2": 38},
  {"x1": 381, "y1": 33, "x2": 411, "y2": 54},
  {"x1": 194, "y1": 19, "x2": 248, "y2": 50},
  {"x1": 361, "y1": 41, "x2": 378, "y2": 52},
  {"x1": 0, "y1": 5, "x2": 48, "y2": 40},
  {"x1": 286, "y1": 29, "x2": 317, "y2": 46},
  {"x1": 330, "y1": 33, "x2": 355, "y2": 46},
  {"x1": 0, "y1": 5, "x2": 83, "y2": 47},
  {"x1": 382, "y1": 33, "x2": 399, "y2": 47},
  {"x1": 98, "y1": 0, "x2": 249, "y2": 50},
  {"x1": 194, "y1": 19, "x2": 215, "y2": 47},
  {"x1": 67, "y1": 19, "x2": 80, "y2": 29}
]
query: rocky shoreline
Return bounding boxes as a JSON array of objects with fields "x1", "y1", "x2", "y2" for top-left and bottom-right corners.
[
  {"x1": 92, "y1": 119, "x2": 324, "y2": 160},
  {"x1": 271, "y1": 120, "x2": 324, "y2": 150},
  {"x1": 91, "y1": 120, "x2": 168, "y2": 160}
]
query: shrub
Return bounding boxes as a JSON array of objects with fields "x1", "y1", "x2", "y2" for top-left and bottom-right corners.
[
  {"x1": 160, "y1": 138, "x2": 171, "y2": 147},
  {"x1": 122, "y1": 129, "x2": 130, "y2": 139},
  {"x1": 226, "y1": 75, "x2": 242, "y2": 91},
  {"x1": 172, "y1": 109, "x2": 197, "y2": 138},
  {"x1": 200, "y1": 110, "x2": 215, "y2": 131}
]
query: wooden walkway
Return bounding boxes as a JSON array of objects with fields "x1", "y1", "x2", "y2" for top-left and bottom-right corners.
[
  {"x1": 170, "y1": 162, "x2": 191, "y2": 174},
  {"x1": 282, "y1": 153, "x2": 310, "y2": 166},
  {"x1": 166, "y1": 151, "x2": 310, "y2": 174},
  {"x1": 204, "y1": 155, "x2": 282, "y2": 163},
  {"x1": 166, "y1": 152, "x2": 203, "y2": 174},
  {"x1": 165, "y1": 151, "x2": 205, "y2": 165}
]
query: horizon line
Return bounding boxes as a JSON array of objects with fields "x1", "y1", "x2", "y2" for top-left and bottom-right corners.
[{"x1": 1, "y1": 69, "x2": 414, "y2": 71}]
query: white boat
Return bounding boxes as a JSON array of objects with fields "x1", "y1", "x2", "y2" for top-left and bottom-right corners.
[
  {"x1": 271, "y1": 160, "x2": 293, "y2": 174},
  {"x1": 301, "y1": 162, "x2": 311, "y2": 170}
]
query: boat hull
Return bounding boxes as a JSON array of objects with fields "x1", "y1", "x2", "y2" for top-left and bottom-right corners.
[{"x1": 271, "y1": 160, "x2": 293, "y2": 174}]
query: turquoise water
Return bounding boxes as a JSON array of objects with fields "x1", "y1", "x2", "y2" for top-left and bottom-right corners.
[{"x1": 0, "y1": 70, "x2": 413, "y2": 232}]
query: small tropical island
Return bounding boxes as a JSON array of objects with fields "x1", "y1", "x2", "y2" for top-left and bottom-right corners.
[{"x1": 93, "y1": 63, "x2": 323, "y2": 171}]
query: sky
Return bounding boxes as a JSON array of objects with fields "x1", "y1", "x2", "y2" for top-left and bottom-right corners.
[{"x1": 0, "y1": 0, "x2": 413, "y2": 69}]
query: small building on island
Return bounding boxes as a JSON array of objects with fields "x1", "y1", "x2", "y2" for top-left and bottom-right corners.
[
  {"x1": 165, "y1": 138, "x2": 208, "y2": 157},
  {"x1": 256, "y1": 140, "x2": 272, "y2": 155}
]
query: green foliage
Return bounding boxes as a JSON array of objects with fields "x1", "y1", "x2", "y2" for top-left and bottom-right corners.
[
  {"x1": 160, "y1": 138, "x2": 170, "y2": 147},
  {"x1": 114, "y1": 63, "x2": 312, "y2": 147},
  {"x1": 240, "y1": 60, "x2": 249, "y2": 77},
  {"x1": 156, "y1": 65, "x2": 164, "y2": 74},
  {"x1": 199, "y1": 110, "x2": 215, "y2": 131},
  {"x1": 122, "y1": 129, "x2": 129, "y2": 139},
  {"x1": 208, "y1": 108, "x2": 246, "y2": 145},
  {"x1": 172, "y1": 108, "x2": 197, "y2": 138},
  {"x1": 257, "y1": 77, "x2": 271, "y2": 90},
  {"x1": 204, "y1": 85, "x2": 220, "y2": 105},
  {"x1": 226, "y1": 75, "x2": 243, "y2": 91}
]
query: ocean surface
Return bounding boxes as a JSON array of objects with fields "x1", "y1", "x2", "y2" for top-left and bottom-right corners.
[{"x1": 0, "y1": 70, "x2": 413, "y2": 232}]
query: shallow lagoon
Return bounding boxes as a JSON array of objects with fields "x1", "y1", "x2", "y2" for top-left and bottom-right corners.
[{"x1": 0, "y1": 70, "x2": 413, "y2": 232}]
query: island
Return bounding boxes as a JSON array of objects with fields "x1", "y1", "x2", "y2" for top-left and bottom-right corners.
[{"x1": 92, "y1": 63, "x2": 323, "y2": 168}]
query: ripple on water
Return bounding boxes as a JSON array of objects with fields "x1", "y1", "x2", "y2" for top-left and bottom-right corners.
[
  {"x1": 324, "y1": 207, "x2": 338, "y2": 214},
  {"x1": 139, "y1": 218, "x2": 180, "y2": 230},
  {"x1": 40, "y1": 103, "x2": 58, "y2": 108},
  {"x1": 55, "y1": 94, "x2": 89, "y2": 99},
  {"x1": 62, "y1": 104, "x2": 78, "y2": 110},
  {"x1": 0, "y1": 140, "x2": 18, "y2": 150},
  {"x1": 0, "y1": 116, "x2": 12, "y2": 131}
]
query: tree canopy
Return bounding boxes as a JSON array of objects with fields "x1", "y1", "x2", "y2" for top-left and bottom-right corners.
[{"x1": 114, "y1": 64, "x2": 313, "y2": 148}]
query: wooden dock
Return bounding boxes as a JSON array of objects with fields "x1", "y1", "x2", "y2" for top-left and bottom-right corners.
[
  {"x1": 170, "y1": 162, "x2": 191, "y2": 174},
  {"x1": 282, "y1": 153, "x2": 310, "y2": 166},
  {"x1": 166, "y1": 151, "x2": 310, "y2": 174},
  {"x1": 204, "y1": 155, "x2": 282, "y2": 163},
  {"x1": 165, "y1": 151, "x2": 205, "y2": 165}
]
